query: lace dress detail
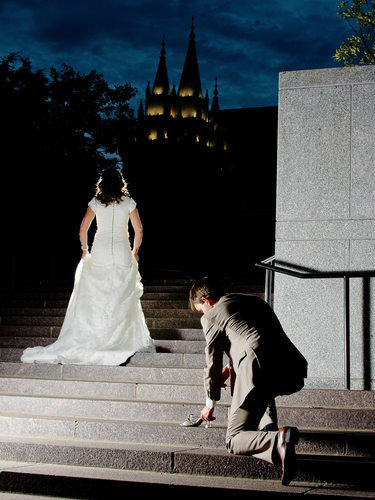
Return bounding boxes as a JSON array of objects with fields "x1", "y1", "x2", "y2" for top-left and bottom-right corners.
[{"x1": 21, "y1": 196, "x2": 155, "y2": 365}]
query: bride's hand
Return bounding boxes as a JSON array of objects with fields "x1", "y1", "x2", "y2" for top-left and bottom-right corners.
[
  {"x1": 132, "y1": 249, "x2": 139, "y2": 261},
  {"x1": 81, "y1": 250, "x2": 89, "y2": 259}
]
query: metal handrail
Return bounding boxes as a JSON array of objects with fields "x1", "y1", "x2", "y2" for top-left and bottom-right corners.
[{"x1": 255, "y1": 256, "x2": 375, "y2": 390}]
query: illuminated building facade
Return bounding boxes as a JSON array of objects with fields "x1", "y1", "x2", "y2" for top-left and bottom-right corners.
[{"x1": 136, "y1": 20, "x2": 225, "y2": 150}]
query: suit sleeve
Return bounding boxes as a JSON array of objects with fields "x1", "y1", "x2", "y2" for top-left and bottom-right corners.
[{"x1": 202, "y1": 317, "x2": 225, "y2": 402}]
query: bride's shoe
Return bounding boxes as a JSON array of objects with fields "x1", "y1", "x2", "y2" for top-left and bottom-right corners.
[
  {"x1": 180, "y1": 414, "x2": 212, "y2": 428},
  {"x1": 180, "y1": 414, "x2": 204, "y2": 427}
]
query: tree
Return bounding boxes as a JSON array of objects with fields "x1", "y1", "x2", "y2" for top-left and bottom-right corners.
[
  {"x1": 0, "y1": 53, "x2": 136, "y2": 178},
  {"x1": 334, "y1": 0, "x2": 375, "y2": 65}
]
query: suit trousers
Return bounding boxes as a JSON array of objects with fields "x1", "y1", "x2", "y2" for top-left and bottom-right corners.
[{"x1": 225, "y1": 389, "x2": 278, "y2": 464}]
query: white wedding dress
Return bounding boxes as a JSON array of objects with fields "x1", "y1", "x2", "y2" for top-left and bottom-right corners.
[{"x1": 21, "y1": 196, "x2": 156, "y2": 365}]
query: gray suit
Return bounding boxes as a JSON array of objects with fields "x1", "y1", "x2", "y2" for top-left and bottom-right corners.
[{"x1": 201, "y1": 293, "x2": 307, "y2": 463}]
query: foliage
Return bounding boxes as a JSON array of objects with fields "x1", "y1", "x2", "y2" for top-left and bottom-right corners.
[
  {"x1": 334, "y1": 0, "x2": 375, "y2": 65},
  {"x1": 0, "y1": 52, "x2": 137, "y2": 181}
]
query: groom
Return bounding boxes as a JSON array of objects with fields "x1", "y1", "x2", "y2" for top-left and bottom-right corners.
[{"x1": 189, "y1": 277, "x2": 308, "y2": 486}]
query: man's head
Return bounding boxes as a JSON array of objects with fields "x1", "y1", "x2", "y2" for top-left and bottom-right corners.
[{"x1": 189, "y1": 277, "x2": 225, "y2": 314}]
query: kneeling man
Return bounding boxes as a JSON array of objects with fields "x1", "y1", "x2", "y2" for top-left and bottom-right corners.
[{"x1": 189, "y1": 277, "x2": 308, "y2": 486}]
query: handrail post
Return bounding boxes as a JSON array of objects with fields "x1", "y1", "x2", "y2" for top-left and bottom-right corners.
[
  {"x1": 265, "y1": 269, "x2": 271, "y2": 305},
  {"x1": 263, "y1": 256, "x2": 275, "y2": 307},
  {"x1": 344, "y1": 276, "x2": 351, "y2": 390}
]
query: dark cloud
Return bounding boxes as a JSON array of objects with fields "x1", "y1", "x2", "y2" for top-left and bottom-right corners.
[{"x1": 0, "y1": 0, "x2": 352, "y2": 109}]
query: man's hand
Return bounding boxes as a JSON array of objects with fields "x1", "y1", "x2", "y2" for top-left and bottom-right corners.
[{"x1": 201, "y1": 406, "x2": 216, "y2": 421}]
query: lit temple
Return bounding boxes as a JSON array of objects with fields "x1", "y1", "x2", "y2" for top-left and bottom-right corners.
[{"x1": 137, "y1": 19, "x2": 224, "y2": 150}]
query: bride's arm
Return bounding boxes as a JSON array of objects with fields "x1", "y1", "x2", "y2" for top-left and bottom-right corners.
[
  {"x1": 129, "y1": 208, "x2": 143, "y2": 261},
  {"x1": 79, "y1": 207, "x2": 95, "y2": 259}
]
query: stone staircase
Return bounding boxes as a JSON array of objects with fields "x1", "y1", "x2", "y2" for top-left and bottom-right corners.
[{"x1": 0, "y1": 279, "x2": 374, "y2": 499}]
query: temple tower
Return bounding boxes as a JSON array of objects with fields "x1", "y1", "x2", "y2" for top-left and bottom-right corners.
[
  {"x1": 145, "y1": 35, "x2": 170, "y2": 119},
  {"x1": 177, "y1": 18, "x2": 208, "y2": 121},
  {"x1": 137, "y1": 19, "x2": 223, "y2": 149}
]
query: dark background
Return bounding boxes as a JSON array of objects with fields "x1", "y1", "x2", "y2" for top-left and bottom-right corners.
[{"x1": 0, "y1": 106, "x2": 277, "y2": 290}]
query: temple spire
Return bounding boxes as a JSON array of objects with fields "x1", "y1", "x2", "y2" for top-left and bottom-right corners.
[
  {"x1": 138, "y1": 98, "x2": 144, "y2": 120},
  {"x1": 190, "y1": 16, "x2": 195, "y2": 40},
  {"x1": 152, "y1": 34, "x2": 170, "y2": 95},
  {"x1": 177, "y1": 17, "x2": 202, "y2": 98},
  {"x1": 211, "y1": 78, "x2": 219, "y2": 114}
]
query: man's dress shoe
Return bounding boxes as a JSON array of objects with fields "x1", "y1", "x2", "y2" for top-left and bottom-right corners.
[{"x1": 276, "y1": 426, "x2": 299, "y2": 486}]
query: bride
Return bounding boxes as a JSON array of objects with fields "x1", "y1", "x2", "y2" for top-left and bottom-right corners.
[{"x1": 21, "y1": 167, "x2": 156, "y2": 365}]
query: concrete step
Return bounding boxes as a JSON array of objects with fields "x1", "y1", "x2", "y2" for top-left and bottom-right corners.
[
  {"x1": 0, "y1": 412, "x2": 226, "y2": 448},
  {"x1": 1, "y1": 461, "x2": 374, "y2": 500},
  {"x1": 0, "y1": 462, "x2": 344, "y2": 500},
  {"x1": 0, "y1": 391, "x2": 373, "y2": 433},
  {"x1": 0, "y1": 315, "x2": 202, "y2": 329},
  {"x1": 0, "y1": 372, "x2": 373, "y2": 407},
  {"x1": 0, "y1": 307, "x2": 198, "y2": 318},
  {"x1": 0, "y1": 393, "x2": 228, "y2": 422},
  {"x1": 0, "y1": 362, "x2": 373, "y2": 411},
  {"x1": 0, "y1": 411, "x2": 373, "y2": 458},
  {"x1": 150, "y1": 328, "x2": 204, "y2": 340},
  {"x1": 4, "y1": 280, "x2": 261, "y2": 294},
  {"x1": 277, "y1": 388, "x2": 375, "y2": 409},
  {"x1": 0, "y1": 361, "x2": 204, "y2": 383},
  {"x1": 0, "y1": 299, "x2": 190, "y2": 309},
  {"x1": 0, "y1": 462, "x2": 375, "y2": 500},
  {"x1": 4, "y1": 291, "x2": 192, "y2": 301},
  {"x1": 0, "y1": 362, "x2": 373, "y2": 406},
  {"x1": 0, "y1": 325, "x2": 60, "y2": 338},
  {"x1": 0, "y1": 348, "x2": 207, "y2": 367},
  {"x1": 1, "y1": 288, "x2": 263, "y2": 308},
  {"x1": 0, "y1": 337, "x2": 206, "y2": 354},
  {"x1": 0, "y1": 326, "x2": 204, "y2": 340},
  {"x1": 0, "y1": 436, "x2": 374, "y2": 491},
  {"x1": 0, "y1": 376, "x2": 213, "y2": 403},
  {"x1": 1, "y1": 359, "x2": 375, "y2": 398},
  {"x1": 0, "y1": 373, "x2": 373, "y2": 434},
  {"x1": 142, "y1": 300, "x2": 190, "y2": 309}
]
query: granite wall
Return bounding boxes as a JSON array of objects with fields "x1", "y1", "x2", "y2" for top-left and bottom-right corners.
[{"x1": 274, "y1": 65, "x2": 375, "y2": 390}]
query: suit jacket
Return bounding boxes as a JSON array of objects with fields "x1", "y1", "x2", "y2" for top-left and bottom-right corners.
[{"x1": 201, "y1": 294, "x2": 308, "y2": 410}]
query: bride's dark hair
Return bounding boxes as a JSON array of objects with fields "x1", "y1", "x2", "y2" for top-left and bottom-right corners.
[{"x1": 95, "y1": 167, "x2": 130, "y2": 206}]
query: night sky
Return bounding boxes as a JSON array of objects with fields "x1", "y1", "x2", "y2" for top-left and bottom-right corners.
[{"x1": 0, "y1": 0, "x2": 352, "y2": 110}]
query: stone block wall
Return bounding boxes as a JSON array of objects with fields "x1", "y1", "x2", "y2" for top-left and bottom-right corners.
[{"x1": 274, "y1": 65, "x2": 375, "y2": 390}]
